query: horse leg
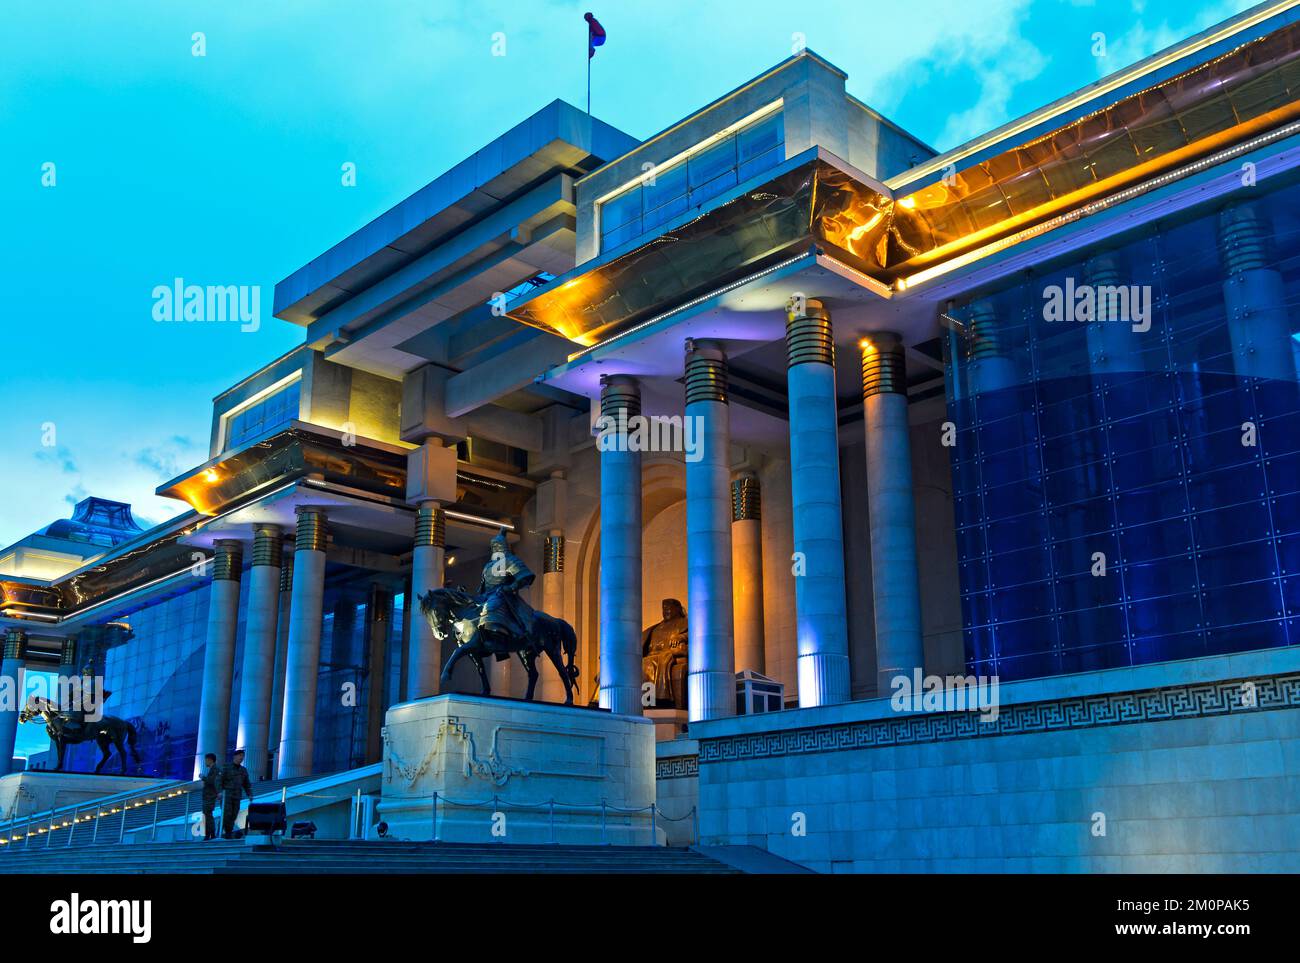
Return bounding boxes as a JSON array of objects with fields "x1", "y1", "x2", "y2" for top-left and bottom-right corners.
[
  {"x1": 440, "y1": 643, "x2": 472, "y2": 685},
  {"x1": 55, "y1": 737, "x2": 66, "y2": 772},
  {"x1": 471, "y1": 653, "x2": 491, "y2": 696},
  {"x1": 544, "y1": 644, "x2": 573, "y2": 705},
  {"x1": 520, "y1": 650, "x2": 539, "y2": 701},
  {"x1": 115, "y1": 733, "x2": 129, "y2": 774},
  {"x1": 94, "y1": 735, "x2": 110, "y2": 774}
]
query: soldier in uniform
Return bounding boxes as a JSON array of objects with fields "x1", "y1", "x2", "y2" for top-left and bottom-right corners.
[
  {"x1": 199, "y1": 752, "x2": 221, "y2": 840},
  {"x1": 475, "y1": 528, "x2": 538, "y2": 656},
  {"x1": 220, "y1": 749, "x2": 253, "y2": 839}
]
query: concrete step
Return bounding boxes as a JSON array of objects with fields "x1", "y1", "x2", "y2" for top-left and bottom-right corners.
[{"x1": 0, "y1": 839, "x2": 741, "y2": 874}]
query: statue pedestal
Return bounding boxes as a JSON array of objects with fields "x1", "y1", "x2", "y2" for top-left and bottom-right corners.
[
  {"x1": 376, "y1": 694, "x2": 657, "y2": 845},
  {"x1": 644, "y1": 708, "x2": 689, "y2": 742}
]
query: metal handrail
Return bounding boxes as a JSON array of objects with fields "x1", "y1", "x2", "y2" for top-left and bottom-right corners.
[{"x1": 0, "y1": 779, "x2": 192, "y2": 851}]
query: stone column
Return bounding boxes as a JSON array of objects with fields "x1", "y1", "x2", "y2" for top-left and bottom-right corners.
[
  {"x1": 1218, "y1": 202, "x2": 1297, "y2": 383},
  {"x1": 785, "y1": 297, "x2": 850, "y2": 706},
  {"x1": 408, "y1": 501, "x2": 445, "y2": 699},
  {"x1": 0, "y1": 629, "x2": 28, "y2": 776},
  {"x1": 194, "y1": 539, "x2": 243, "y2": 778},
  {"x1": 1083, "y1": 255, "x2": 1147, "y2": 378},
  {"x1": 966, "y1": 301, "x2": 1018, "y2": 396},
  {"x1": 364, "y1": 585, "x2": 393, "y2": 764},
  {"x1": 267, "y1": 548, "x2": 292, "y2": 777},
  {"x1": 235, "y1": 525, "x2": 281, "y2": 781},
  {"x1": 860, "y1": 332, "x2": 925, "y2": 693},
  {"x1": 684, "y1": 341, "x2": 735, "y2": 721},
  {"x1": 539, "y1": 533, "x2": 567, "y2": 703},
  {"x1": 277, "y1": 509, "x2": 328, "y2": 779},
  {"x1": 730, "y1": 475, "x2": 765, "y2": 674},
  {"x1": 597, "y1": 374, "x2": 643, "y2": 716}
]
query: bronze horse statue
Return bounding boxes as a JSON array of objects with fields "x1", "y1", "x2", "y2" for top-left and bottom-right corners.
[
  {"x1": 18, "y1": 696, "x2": 141, "y2": 775},
  {"x1": 419, "y1": 586, "x2": 580, "y2": 704}
]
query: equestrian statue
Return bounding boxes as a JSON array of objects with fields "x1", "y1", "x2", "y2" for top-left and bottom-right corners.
[
  {"x1": 18, "y1": 667, "x2": 140, "y2": 775},
  {"x1": 420, "y1": 528, "x2": 580, "y2": 704}
]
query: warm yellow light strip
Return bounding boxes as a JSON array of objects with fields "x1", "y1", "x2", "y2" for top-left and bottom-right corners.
[
  {"x1": 887, "y1": 0, "x2": 1298, "y2": 189},
  {"x1": 898, "y1": 117, "x2": 1300, "y2": 292}
]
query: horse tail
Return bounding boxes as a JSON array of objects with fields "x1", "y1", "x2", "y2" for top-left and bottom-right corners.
[{"x1": 127, "y1": 721, "x2": 140, "y2": 762}]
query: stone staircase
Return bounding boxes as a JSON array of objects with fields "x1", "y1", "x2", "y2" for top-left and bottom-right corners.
[{"x1": 0, "y1": 839, "x2": 745, "y2": 874}]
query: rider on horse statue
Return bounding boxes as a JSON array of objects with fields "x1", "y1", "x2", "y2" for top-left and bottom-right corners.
[
  {"x1": 64, "y1": 663, "x2": 110, "y2": 735},
  {"x1": 477, "y1": 527, "x2": 536, "y2": 658}
]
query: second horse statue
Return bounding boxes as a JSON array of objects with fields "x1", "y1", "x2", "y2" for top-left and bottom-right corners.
[{"x1": 419, "y1": 528, "x2": 580, "y2": 704}]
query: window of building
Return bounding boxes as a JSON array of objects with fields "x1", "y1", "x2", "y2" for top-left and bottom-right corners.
[
  {"x1": 598, "y1": 106, "x2": 784, "y2": 252},
  {"x1": 223, "y1": 378, "x2": 301, "y2": 450}
]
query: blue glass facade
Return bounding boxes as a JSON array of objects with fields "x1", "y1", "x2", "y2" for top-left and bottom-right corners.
[
  {"x1": 946, "y1": 180, "x2": 1300, "y2": 682},
  {"x1": 52, "y1": 565, "x2": 404, "y2": 780}
]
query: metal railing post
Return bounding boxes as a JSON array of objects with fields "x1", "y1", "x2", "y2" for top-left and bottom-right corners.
[
  {"x1": 117, "y1": 804, "x2": 127, "y2": 844},
  {"x1": 431, "y1": 791, "x2": 439, "y2": 842},
  {"x1": 150, "y1": 797, "x2": 161, "y2": 842},
  {"x1": 182, "y1": 791, "x2": 192, "y2": 842},
  {"x1": 600, "y1": 800, "x2": 607, "y2": 845},
  {"x1": 647, "y1": 805, "x2": 655, "y2": 846},
  {"x1": 66, "y1": 806, "x2": 78, "y2": 847},
  {"x1": 92, "y1": 809, "x2": 101, "y2": 844},
  {"x1": 549, "y1": 799, "x2": 556, "y2": 845},
  {"x1": 692, "y1": 806, "x2": 699, "y2": 846}
]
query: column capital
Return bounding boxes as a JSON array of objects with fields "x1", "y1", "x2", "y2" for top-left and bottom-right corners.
[
  {"x1": 251, "y1": 524, "x2": 284, "y2": 568},
  {"x1": 685, "y1": 340, "x2": 728, "y2": 406},
  {"x1": 731, "y1": 475, "x2": 761, "y2": 522},
  {"x1": 543, "y1": 534, "x2": 565, "y2": 574},
  {"x1": 414, "y1": 502, "x2": 446, "y2": 549},
  {"x1": 599, "y1": 374, "x2": 641, "y2": 419},
  {"x1": 859, "y1": 331, "x2": 906, "y2": 399},
  {"x1": 786, "y1": 297, "x2": 834, "y2": 367},
  {"x1": 212, "y1": 539, "x2": 244, "y2": 580},
  {"x1": 293, "y1": 507, "x2": 329, "y2": 553}
]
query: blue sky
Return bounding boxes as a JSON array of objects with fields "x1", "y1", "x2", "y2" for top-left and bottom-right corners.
[{"x1": 0, "y1": 0, "x2": 1259, "y2": 551}]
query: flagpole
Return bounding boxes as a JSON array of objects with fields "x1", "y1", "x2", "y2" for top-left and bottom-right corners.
[{"x1": 587, "y1": 43, "x2": 591, "y2": 114}]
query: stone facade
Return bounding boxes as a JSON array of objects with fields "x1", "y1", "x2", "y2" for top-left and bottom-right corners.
[{"x1": 689, "y1": 648, "x2": 1300, "y2": 872}]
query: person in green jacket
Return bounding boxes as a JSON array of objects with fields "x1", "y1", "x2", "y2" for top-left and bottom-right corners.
[{"x1": 220, "y1": 749, "x2": 253, "y2": 838}]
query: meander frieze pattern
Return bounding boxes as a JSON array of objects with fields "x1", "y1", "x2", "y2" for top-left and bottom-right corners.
[{"x1": 691, "y1": 673, "x2": 1300, "y2": 766}]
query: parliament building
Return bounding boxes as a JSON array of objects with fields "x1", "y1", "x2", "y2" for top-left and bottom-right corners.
[{"x1": 3, "y1": 2, "x2": 1300, "y2": 873}]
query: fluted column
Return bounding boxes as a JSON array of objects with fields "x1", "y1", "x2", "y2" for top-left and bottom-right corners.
[
  {"x1": 861, "y1": 332, "x2": 926, "y2": 693},
  {"x1": 539, "y1": 533, "x2": 567, "y2": 702},
  {"x1": 785, "y1": 297, "x2": 850, "y2": 706},
  {"x1": 194, "y1": 539, "x2": 243, "y2": 778},
  {"x1": 1218, "y1": 202, "x2": 1297, "y2": 383},
  {"x1": 731, "y1": 475, "x2": 765, "y2": 674},
  {"x1": 598, "y1": 374, "x2": 643, "y2": 716},
  {"x1": 685, "y1": 341, "x2": 735, "y2": 721},
  {"x1": 408, "y1": 501, "x2": 445, "y2": 699},
  {"x1": 0, "y1": 630, "x2": 28, "y2": 776},
  {"x1": 277, "y1": 509, "x2": 328, "y2": 779},
  {"x1": 267, "y1": 548, "x2": 292, "y2": 777},
  {"x1": 235, "y1": 525, "x2": 281, "y2": 781}
]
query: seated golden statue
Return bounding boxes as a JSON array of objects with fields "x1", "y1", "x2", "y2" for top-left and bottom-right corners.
[{"x1": 642, "y1": 598, "x2": 688, "y2": 709}]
